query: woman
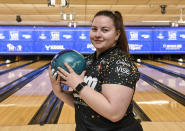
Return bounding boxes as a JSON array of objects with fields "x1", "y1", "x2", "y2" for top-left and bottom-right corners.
[{"x1": 49, "y1": 10, "x2": 142, "y2": 131}]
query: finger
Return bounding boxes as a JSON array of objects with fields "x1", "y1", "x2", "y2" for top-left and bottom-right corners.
[
  {"x1": 80, "y1": 70, "x2": 86, "y2": 77},
  {"x1": 51, "y1": 68, "x2": 55, "y2": 76},
  {"x1": 53, "y1": 72, "x2": 58, "y2": 80},
  {"x1": 56, "y1": 74, "x2": 61, "y2": 84},
  {"x1": 57, "y1": 71, "x2": 67, "y2": 80},
  {"x1": 64, "y1": 63, "x2": 74, "y2": 73},
  {"x1": 48, "y1": 68, "x2": 55, "y2": 79},
  {"x1": 48, "y1": 65, "x2": 52, "y2": 75},
  {"x1": 56, "y1": 74, "x2": 61, "y2": 82},
  {"x1": 48, "y1": 64, "x2": 56, "y2": 77},
  {"x1": 49, "y1": 71, "x2": 56, "y2": 82},
  {"x1": 48, "y1": 67, "x2": 51, "y2": 76},
  {"x1": 49, "y1": 65, "x2": 51, "y2": 70},
  {"x1": 58, "y1": 67, "x2": 69, "y2": 76}
]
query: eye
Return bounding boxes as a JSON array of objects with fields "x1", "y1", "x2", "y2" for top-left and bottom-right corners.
[
  {"x1": 91, "y1": 27, "x2": 97, "y2": 32},
  {"x1": 102, "y1": 28, "x2": 109, "y2": 33}
]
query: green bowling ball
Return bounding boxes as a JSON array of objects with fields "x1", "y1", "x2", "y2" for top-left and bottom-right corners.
[{"x1": 51, "y1": 49, "x2": 86, "y2": 79}]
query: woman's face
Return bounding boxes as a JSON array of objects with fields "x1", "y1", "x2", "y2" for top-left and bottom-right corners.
[{"x1": 90, "y1": 15, "x2": 120, "y2": 55}]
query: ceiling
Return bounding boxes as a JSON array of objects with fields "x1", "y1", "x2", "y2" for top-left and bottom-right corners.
[{"x1": 1, "y1": 0, "x2": 185, "y2": 26}]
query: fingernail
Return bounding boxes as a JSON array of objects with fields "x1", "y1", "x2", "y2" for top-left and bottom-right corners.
[
  {"x1": 51, "y1": 68, "x2": 55, "y2": 75},
  {"x1": 53, "y1": 72, "x2": 57, "y2": 79}
]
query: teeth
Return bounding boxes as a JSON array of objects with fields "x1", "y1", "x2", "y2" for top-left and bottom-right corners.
[{"x1": 51, "y1": 68, "x2": 55, "y2": 75}]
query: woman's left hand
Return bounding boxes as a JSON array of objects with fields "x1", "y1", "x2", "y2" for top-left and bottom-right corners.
[{"x1": 57, "y1": 63, "x2": 86, "y2": 90}]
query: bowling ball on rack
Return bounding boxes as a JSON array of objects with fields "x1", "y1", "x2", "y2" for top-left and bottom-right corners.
[{"x1": 50, "y1": 49, "x2": 86, "y2": 79}]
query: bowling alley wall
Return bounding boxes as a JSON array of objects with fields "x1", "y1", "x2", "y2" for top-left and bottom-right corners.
[{"x1": 0, "y1": 26, "x2": 185, "y2": 60}]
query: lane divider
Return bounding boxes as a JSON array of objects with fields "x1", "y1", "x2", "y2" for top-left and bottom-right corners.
[{"x1": 29, "y1": 84, "x2": 69, "y2": 125}]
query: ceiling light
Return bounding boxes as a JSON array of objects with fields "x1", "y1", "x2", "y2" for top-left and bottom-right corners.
[
  {"x1": 62, "y1": 14, "x2": 67, "y2": 20},
  {"x1": 61, "y1": 0, "x2": 69, "y2": 7},
  {"x1": 69, "y1": 14, "x2": 73, "y2": 20},
  {"x1": 68, "y1": 22, "x2": 72, "y2": 27},
  {"x1": 48, "y1": 0, "x2": 55, "y2": 7},
  {"x1": 73, "y1": 22, "x2": 77, "y2": 28}
]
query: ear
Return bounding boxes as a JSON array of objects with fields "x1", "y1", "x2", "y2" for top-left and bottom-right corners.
[{"x1": 115, "y1": 30, "x2": 121, "y2": 41}]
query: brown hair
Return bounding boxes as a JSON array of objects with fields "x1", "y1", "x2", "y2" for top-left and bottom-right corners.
[{"x1": 93, "y1": 10, "x2": 129, "y2": 55}]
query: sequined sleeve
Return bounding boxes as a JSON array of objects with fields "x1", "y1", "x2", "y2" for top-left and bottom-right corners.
[{"x1": 102, "y1": 55, "x2": 140, "y2": 88}]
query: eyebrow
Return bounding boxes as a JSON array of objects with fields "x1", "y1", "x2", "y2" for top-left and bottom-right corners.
[{"x1": 91, "y1": 26, "x2": 110, "y2": 29}]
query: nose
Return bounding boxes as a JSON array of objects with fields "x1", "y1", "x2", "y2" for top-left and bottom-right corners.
[{"x1": 95, "y1": 30, "x2": 101, "y2": 37}]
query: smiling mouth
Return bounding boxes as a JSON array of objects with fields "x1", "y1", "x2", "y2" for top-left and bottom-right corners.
[{"x1": 94, "y1": 40, "x2": 103, "y2": 43}]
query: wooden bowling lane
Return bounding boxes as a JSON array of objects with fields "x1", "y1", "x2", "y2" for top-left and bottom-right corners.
[
  {"x1": 0, "y1": 60, "x2": 50, "y2": 88},
  {"x1": 22, "y1": 60, "x2": 50, "y2": 70},
  {"x1": 0, "y1": 60, "x2": 32, "y2": 70},
  {"x1": 0, "y1": 62, "x2": 51, "y2": 126},
  {"x1": 0, "y1": 122, "x2": 185, "y2": 131},
  {"x1": 142, "y1": 60, "x2": 185, "y2": 75},
  {"x1": 159, "y1": 59, "x2": 185, "y2": 67},
  {"x1": 137, "y1": 63, "x2": 185, "y2": 95},
  {"x1": 57, "y1": 104, "x2": 75, "y2": 124},
  {"x1": 134, "y1": 79, "x2": 185, "y2": 122},
  {"x1": 0, "y1": 60, "x2": 4, "y2": 64}
]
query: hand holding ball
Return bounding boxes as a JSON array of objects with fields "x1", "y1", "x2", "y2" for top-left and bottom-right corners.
[{"x1": 51, "y1": 49, "x2": 86, "y2": 79}]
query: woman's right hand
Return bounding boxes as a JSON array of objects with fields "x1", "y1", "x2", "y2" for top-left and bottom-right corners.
[{"x1": 48, "y1": 65, "x2": 62, "y2": 96}]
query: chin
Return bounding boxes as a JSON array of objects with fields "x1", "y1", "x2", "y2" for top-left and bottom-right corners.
[
  {"x1": 94, "y1": 46, "x2": 103, "y2": 51},
  {"x1": 93, "y1": 43, "x2": 103, "y2": 48}
]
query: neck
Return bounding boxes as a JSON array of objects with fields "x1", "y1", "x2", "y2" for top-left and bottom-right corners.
[{"x1": 96, "y1": 51, "x2": 100, "y2": 58}]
